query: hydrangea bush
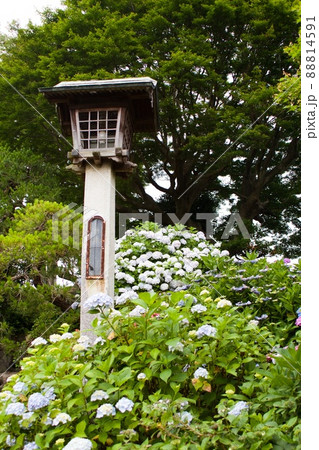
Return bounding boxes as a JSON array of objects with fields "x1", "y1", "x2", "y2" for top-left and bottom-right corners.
[{"x1": 0, "y1": 224, "x2": 300, "y2": 449}]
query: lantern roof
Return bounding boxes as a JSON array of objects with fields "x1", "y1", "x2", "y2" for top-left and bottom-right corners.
[{"x1": 39, "y1": 77, "x2": 158, "y2": 133}]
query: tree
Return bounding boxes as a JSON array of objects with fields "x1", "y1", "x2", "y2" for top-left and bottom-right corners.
[
  {"x1": 0, "y1": 200, "x2": 80, "y2": 368},
  {"x1": 0, "y1": 0, "x2": 300, "y2": 254}
]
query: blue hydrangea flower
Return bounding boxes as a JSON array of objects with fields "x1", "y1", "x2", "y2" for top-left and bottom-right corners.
[
  {"x1": 190, "y1": 304, "x2": 207, "y2": 314},
  {"x1": 228, "y1": 401, "x2": 249, "y2": 416},
  {"x1": 6, "y1": 402, "x2": 26, "y2": 416},
  {"x1": 232, "y1": 285, "x2": 249, "y2": 292},
  {"x1": 42, "y1": 387, "x2": 56, "y2": 401},
  {"x1": 71, "y1": 301, "x2": 80, "y2": 310},
  {"x1": 235, "y1": 300, "x2": 252, "y2": 306},
  {"x1": 28, "y1": 393, "x2": 50, "y2": 411},
  {"x1": 179, "y1": 411, "x2": 193, "y2": 424},
  {"x1": 83, "y1": 293, "x2": 114, "y2": 311},
  {"x1": 255, "y1": 314, "x2": 268, "y2": 321},
  {"x1": 13, "y1": 381, "x2": 28, "y2": 393},
  {"x1": 23, "y1": 443, "x2": 39, "y2": 450},
  {"x1": 6, "y1": 435, "x2": 16, "y2": 447},
  {"x1": 196, "y1": 324, "x2": 217, "y2": 338}
]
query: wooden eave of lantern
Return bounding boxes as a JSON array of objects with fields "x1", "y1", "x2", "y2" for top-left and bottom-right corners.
[{"x1": 39, "y1": 77, "x2": 158, "y2": 173}]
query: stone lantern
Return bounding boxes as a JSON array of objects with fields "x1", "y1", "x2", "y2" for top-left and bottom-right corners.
[{"x1": 40, "y1": 77, "x2": 158, "y2": 331}]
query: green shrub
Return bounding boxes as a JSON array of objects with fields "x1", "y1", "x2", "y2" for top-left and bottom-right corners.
[{"x1": 0, "y1": 224, "x2": 300, "y2": 449}]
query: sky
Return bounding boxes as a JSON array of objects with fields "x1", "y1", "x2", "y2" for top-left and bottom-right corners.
[{"x1": 0, "y1": 0, "x2": 63, "y2": 33}]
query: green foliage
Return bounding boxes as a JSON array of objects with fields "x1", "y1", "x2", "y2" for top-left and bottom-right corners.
[
  {"x1": 0, "y1": 145, "x2": 83, "y2": 234},
  {"x1": 0, "y1": 224, "x2": 300, "y2": 448},
  {"x1": 0, "y1": 0, "x2": 301, "y2": 254},
  {"x1": 0, "y1": 200, "x2": 80, "y2": 366},
  {"x1": 114, "y1": 223, "x2": 300, "y2": 345}
]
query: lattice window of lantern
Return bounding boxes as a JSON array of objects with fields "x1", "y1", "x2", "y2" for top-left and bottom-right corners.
[{"x1": 78, "y1": 110, "x2": 119, "y2": 150}]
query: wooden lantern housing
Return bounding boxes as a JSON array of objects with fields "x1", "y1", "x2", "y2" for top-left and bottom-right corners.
[{"x1": 39, "y1": 77, "x2": 158, "y2": 172}]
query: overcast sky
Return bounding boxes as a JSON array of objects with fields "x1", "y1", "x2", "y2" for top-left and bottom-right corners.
[{"x1": 0, "y1": 0, "x2": 63, "y2": 33}]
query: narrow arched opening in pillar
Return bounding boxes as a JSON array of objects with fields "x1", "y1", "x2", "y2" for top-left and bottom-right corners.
[{"x1": 86, "y1": 216, "x2": 105, "y2": 278}]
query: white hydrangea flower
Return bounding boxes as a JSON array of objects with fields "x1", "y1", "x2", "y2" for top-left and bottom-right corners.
[
  {"x1": 28, "y1": 393, "x2": 50, "y2": 411},
  {"x1": 115, "y1": 397, "x2": 134, "y2": 413},
  {"x1": 176, "y1": 269, "x2": 186, "y2": 276},
  {"x1": 63, "y1": 437, "x2": 93, "y2": 450},
  {"x1": 164, "y1": 275, "x2": 172, "y2": 283},
  {"x1": 77, "y1": 335, "x2": 91, "y2": 348},
  {"x1": 128, "y1": 305, "x2": 147, "y2": 317},
  {"x1": 0, "y1": 390, "x2": 16, "y2": 400},
  {"x1": 191, "y1": 304, "x2": 207, "y2": 314},
  {"x1": 115, "y1": 271, "x2": 126, "y2": 280},
  {"x1": 83, "y1": 292, "x2": 114, "y2": 311},
  {"x1": 194, "y1": 367, "x2": 209, "y2": 379},
  {"x1": 133, "y1": 242, "x2": 144, "y2": 247},
  {"x1": 52, "y1": 413, "x2": 72, "y2": 426},
  {"x1": 109, "y1": 309, "x2": 122, "y2": 319},
  {"x1": 61, "y1": 333, "x2": 74, "y2": 340},
  {"x1": 168, "y1": 341, "x2": 184, "y2": 353},
  {"x1": 72, "y1": 344, "x2": 86, "y2": 352},
  {"x1": 49, "y1": 334, "x2": 62, "y2": 343},
  {"x1": 216, "y1": 299, "x2": 232, "y2": 308},
  {"x1": 171, "y1": 240, "x2": 181, "y2": 249},
  {"x1": 6, "y1": 402, "x2": 26, "y2": 416},
  {"x1": 115, "y1": 289, "x2": 138, "y2": 305},
  {"x1": 196, "y1": 324, "x2": 217, "y2": 338},
  {"x1": 96, "y1": 403, "x2": 116, "y2": 418},
  {"x1": 137, "y1": 372, "x2": 147, "y2": 380},
  {"x1": 160, "y1": 280, "x2": 169, "y2": 291},
  {"x1": 200, "y1": 289, "x2": 210, "y2": 296},
  {"x1": 152, "y1": 251, "x2": 163, "y2": 259},
  {"x1": 31, "y1": 337, "x2": 47, "y2": 347},
  {"x1": 90, "y1": 390, "x2": 109, "y2": 402},
  {"x1": 124, "y1": 274, "x2": 135, "y2": 284},
  {"x1": 93, "y1": 336, "x2": 106, "y2": 345},
  {"x1": 138, "y1": 282, "x2": 153, "y2": 291}
]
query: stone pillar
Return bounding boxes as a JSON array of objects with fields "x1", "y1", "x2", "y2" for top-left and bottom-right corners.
[{"x1": 80, "y1": 161, "x2": 115, "y2": 333}]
